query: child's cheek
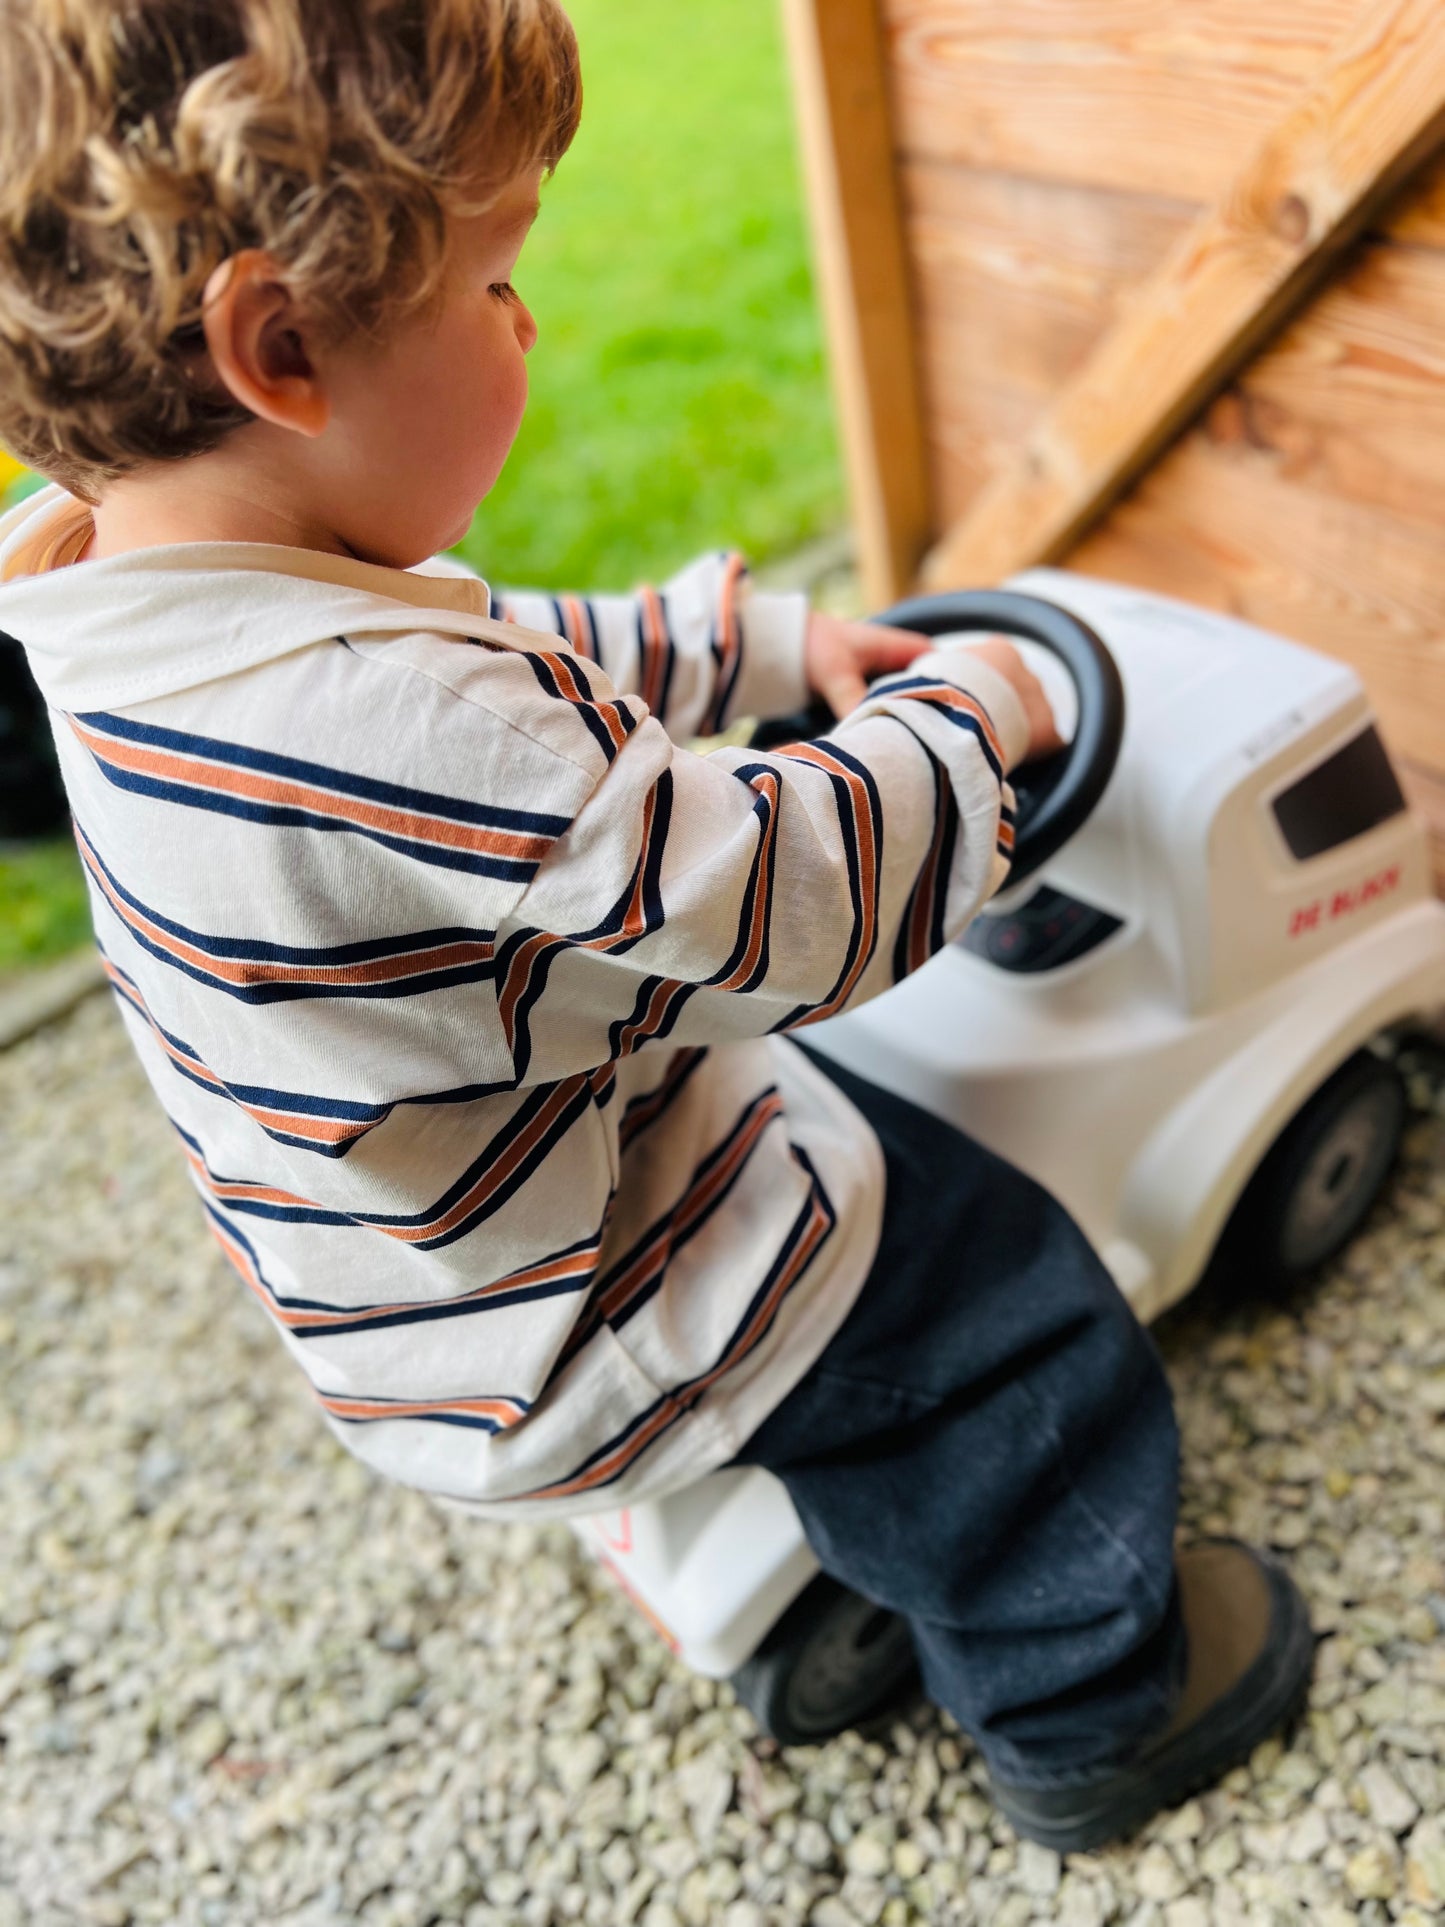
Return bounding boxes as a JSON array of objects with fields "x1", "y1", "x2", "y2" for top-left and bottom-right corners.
[{"x1": 474, "y1": 343, "x2": 530, "y2": 488}]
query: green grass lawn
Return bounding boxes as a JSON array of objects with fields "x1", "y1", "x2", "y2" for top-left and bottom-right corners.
[
  {"x1": 1, "y1": 0, "x2": 841, "y2": 969},
  {"x1": 0, "y1": 839, "x2": 93, "y2": 974},
  {"x1": 456, "y1": 0, "x2": 843, "y2": 591}
]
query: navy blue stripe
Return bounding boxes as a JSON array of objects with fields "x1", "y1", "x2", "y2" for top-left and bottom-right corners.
[
  {"x1": 600, "y1": 1091, "x2": 780, "y2": 1339},
  {"x1": 295, "y1": 1227, "x2": 608, "y2": 1340},
  {"x1": 85, "y1": 761, "x2": 545, "y2": 882},
  {"x1": 326, "y1": 1396, "x2": 533, "y2": 1436},
  {"x1": 202, "y1": 1200, "x2": 361, "y2": 1314},
  {"x1": 186, "y1": 1076, "x2": 599, "y2": 1247},
  {"x1": 892, "y1": 748, "x2": 959, "y2": 983},
  {"x1": 574, "y1": 1102, "x2": 782, "y2": 1356},
  {"x1": 103, "y1": 950, "x2": 556, "y2": 1153},
  {"x1": 704, "y1": 765, "x2": 777, "y2": 994},
  {"x1": 618, "y1": 1047, "x2": 710, "y2": 1151},
  {"x1": 606, "y1": 975, "x2": 697, "y2": 1063},
  {"x1": 934, "y1": 790, "x2": 961, "y2": 955},
  {"x1": 380, "y1": 1077, "x2": 599, "y2": 1252},
  {"x1": 653, "y1": 596, "x2": 678, "y2": 721},
  {"x1": 772, "y1": 740, "x2": 883, "y2": 1031},
  {"x1": 84, "y1": 833, "x2": 504, "y2": 1004},
  {"x1": 511, "y1": 1147, "x2": 837, "y2": 1504},
  {"x1": 519, "y1": 648, "x2": 621, "y2": 765},
  {"x1": 77, "y1": 708, "x2": 568, "y2": 836},
  {"x1": 498, "y1": 771, "x2": 675, "y2": 1079},
  {"x1": 304, "y1": 1269, "x2": 594, "y2": 1340},
  {"x1": 862, "y1": 677, "x2": 1006, "y2": 786},
  {"x1": 698, "y1": 1145, "x2": 837, "y2": 1371}
]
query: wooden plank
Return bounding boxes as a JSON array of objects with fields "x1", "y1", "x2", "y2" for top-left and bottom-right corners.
[
  {"x1": 1380, "y1": 146, "x2": 1445, "y2": 242},
  {"x1": 902, "y1": 164, "x2": 1197, "y2": 525},
  {"x1": 884, "y1": 0, "x2": 1364, "y2": 204},
  {"x1": 780, "y1": 0, "x2": 932, "y2": 606},
  {"x1": 1226, "y1": 241, "x2": 1445, "y2": 530},
  {"x1": 922, "y1": 0, "x2": 1445, "y2": 591},
  {"x1": 1066, "y1": 430, "x2": 1445, "y2": 773},
  {"x1": 903, "y1": 164, "x2": 1197, "y2": 400},
  {"x1": 903, "y1": 161, "x2": 1445, "y2": 540}
]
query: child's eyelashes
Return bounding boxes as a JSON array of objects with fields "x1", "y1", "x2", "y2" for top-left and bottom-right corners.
[{"x1": 489, "y1": 282, "x2": 519, "y2": 304}]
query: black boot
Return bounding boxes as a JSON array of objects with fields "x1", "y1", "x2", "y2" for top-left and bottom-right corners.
[{"x1": 990, "y1": 1541, "x2": 1315, "y2": 1852}]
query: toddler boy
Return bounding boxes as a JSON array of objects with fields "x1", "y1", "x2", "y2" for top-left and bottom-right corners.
[{"x1": 0, "y1": 0, "x2": 1312, "y2": 1847}]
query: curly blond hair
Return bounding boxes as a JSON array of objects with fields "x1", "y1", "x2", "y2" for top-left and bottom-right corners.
[{"x1": 0, "y1": 0, "x2": 581, "y2": 499}]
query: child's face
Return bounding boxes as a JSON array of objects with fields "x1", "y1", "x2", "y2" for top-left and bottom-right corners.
[{"x1": 314, "y1": 172, "x2": 542, "y2": 567}]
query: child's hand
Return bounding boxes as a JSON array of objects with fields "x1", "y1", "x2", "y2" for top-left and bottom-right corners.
[
  {"x1": 805, "y1": 612, "x2": 1065, "y2": 764},
  {"x1": 804, "y1": 611, "x2": 934, "y2": 718},
  {"x1": 959, "y1": 635, "x2": 1067, "y2": 765}
]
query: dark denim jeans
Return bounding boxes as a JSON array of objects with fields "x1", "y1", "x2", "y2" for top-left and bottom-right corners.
[{"x1": 732, "y1": 1050, "x2": 1186, "y2": 1787}]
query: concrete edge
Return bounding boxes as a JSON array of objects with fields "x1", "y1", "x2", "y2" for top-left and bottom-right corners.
[{"x1": 0, "y1": 947, "x2": 106, "y2": 1051}]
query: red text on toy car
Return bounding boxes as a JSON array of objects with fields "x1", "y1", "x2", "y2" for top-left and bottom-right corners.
[{"x1": 1289, "y1": 866, "x2": 1401, "y2": 939}]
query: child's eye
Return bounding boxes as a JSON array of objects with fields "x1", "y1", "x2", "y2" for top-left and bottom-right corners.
[{"x1": 489, "y1": 282, "x2": 518, "y2": 303}]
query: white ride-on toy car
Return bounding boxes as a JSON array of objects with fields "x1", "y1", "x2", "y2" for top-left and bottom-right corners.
[{"x1": 573, "y1": 570, "x2": 1445, "y2": 1744}]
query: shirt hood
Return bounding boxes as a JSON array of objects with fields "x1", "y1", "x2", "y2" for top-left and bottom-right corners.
[{"x1": 0, "y1": 485, "x2": 505, "y2": 713}]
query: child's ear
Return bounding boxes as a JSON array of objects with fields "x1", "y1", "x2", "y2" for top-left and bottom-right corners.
[{"x1": 200, "y1": 252, "x2": 331, "y2": 439}]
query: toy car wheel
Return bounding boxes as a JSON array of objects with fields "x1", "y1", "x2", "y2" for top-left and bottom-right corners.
[
  {"x1": 730, "y1": 1575, "x2": 918, "y2": 1746},
  {"x1": 1230, "y1": 1050, "x2": 1406, "y2": 1283}
]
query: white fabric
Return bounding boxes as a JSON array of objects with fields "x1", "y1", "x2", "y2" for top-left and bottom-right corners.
[{"x1": 0, "y1": 486, "x2": 1027, "y2": 1517}]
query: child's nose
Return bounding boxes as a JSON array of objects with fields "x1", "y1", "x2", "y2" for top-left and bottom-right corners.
[{"x1": 516, "y1": 302, "x2": 539, "y2": 355}]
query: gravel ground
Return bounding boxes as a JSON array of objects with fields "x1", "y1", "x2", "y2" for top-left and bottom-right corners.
[{"x1": 2, "y1": 990, "x2": 1444, "y2": 1927}]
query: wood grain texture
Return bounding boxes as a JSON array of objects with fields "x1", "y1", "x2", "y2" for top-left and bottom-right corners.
[
  {"x1": 922, "y1": 0, "x2": 1445, "y2": 590},
  {"x1": 1225, "y1": 242, "x2": 1445, "y2": 530},
  {"x1": 904, "y1": 157, "x2": 1445, "y2": 537},
  {"x1": 883, "y1": 0, "x2": 1364, "y2": 202},
  {"x1": 1381, "y1": 147, "x2": 1445, "y2": 242},
  {"x1": 1068, "y1": 431, "x2": 1445, "y2": 772},
  {"x1": 781, "y1": 0, "x2": 932, "y2": 606},
  {"x1": 902, "y1": 163, "x2": 1197, "y2": 527}
]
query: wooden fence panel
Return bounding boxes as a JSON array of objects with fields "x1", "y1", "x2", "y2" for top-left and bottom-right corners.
[{"x1": 883, "y1": 0, "x2": 1365, "y2": 200}]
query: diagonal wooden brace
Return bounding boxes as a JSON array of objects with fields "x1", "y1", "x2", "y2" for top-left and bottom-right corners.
[{"x1": 922, "y1": 0, "x2": 1445, "y2": 590}]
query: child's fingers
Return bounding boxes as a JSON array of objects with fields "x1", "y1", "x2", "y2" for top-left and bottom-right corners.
[
  {"x1": 856, "y1": 623, "x2": 933, "y2": 670},
  {"x1": 818, "y1": 661, "x2": 869, "y2": 718}
]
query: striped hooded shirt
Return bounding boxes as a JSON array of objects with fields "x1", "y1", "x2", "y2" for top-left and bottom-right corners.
[{"x1": 0, "y1": 486, "x2": 1028, "y2": 1518}]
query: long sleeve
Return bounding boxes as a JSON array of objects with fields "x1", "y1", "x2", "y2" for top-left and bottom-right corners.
[
  {"x1": 496, "y1": 640, "x2": 1031, "y2": 1081},
  {"x1": 9, "y1": 518, "x2": 1046, "y2": 1515},
  {"x1": 498, "y1": 550, "x2": 810, "y2": 742}
]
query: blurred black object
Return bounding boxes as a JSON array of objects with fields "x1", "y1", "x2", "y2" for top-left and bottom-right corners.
[{"x1": 0, "y1": 631, "x2": 69, "y2": 841}]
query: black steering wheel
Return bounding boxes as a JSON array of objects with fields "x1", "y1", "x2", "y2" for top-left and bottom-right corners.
[{"x1": 750, "y1": 588, "x2": 1125, "y2": 887}]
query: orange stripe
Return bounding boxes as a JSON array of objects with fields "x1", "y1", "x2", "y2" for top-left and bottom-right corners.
[
  {"x1": 588, "y1": 1093, "x2": 784, "y2": 1327},
  {"x1": 530, "y1": 1192, "x2": 830, "y2": 1504},
  {"x1": 285, "y1": 1242, "x2": 601, "y2": 1334},
  {"x1": 561, "y1": 595, "x2": 596, "y2": 660},
  {"x1": 105, "y1": 960, "x2": 374, "y2": 1149},
  {"x1": 909, "y1": 795, "x2": 950, "y2": 975},
  {"x1": 83, "y1": 831, "x2": 495, "y2": 992},
  {"x1": 207, "y1": 1179, "x2": 599, "y2": 1336},
  {"x1": 639, "y1": 586, "x2": 668, "y2": 715},
  {"x1": 319, "y1": 1394, "x2": 526, "y2": 1426},
  {"x1": 886, "y1": 684, "x2": 1005, "y2": 772},
  {"x1": 783, "y1": 744, "x2": 878, "y2": 1023},
  {"x1": 714, "y1": 772, "x2": 779, "y2": 992},
  {"x1": 541, "y1": 651, "x2": 630, "y2": 753},
  {"x1": 499, "y1": 930, "x2": 557, "y2": 1049},
  {"x1": 401, "y1": 1075, "x2": 588, "y2": 1246},
  {"x1": 187, "y1": 1072, "x2": 593, "y2": 1247},
  {"x1": 616, "y1": 977, "x2": 681, "y2": 1059},
  {"x1": 499, "y1": 783, "x2": 661, "y2": 1049},
  {"x1": 71, "y1": 719, "x2": 550, "y2": 863}
]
